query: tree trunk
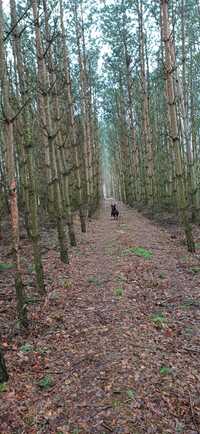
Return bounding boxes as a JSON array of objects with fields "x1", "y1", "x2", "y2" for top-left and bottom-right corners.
[
  {"x1": 137, "y1": 0, "x2": 154, "y2": 206},
  {"x1": 0, "y1": 347, "x2": 9, "y2": 383}
]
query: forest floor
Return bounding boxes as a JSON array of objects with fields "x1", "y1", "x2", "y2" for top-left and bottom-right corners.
[{"x1": 0, "y1": 200, "x2": 200, "y2": 434}]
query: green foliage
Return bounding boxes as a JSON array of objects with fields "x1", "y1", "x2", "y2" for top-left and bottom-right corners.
[
  {"x1": 158, "y1": 272, "x2": 165, "y2": 279},
  {"x1": 159, "y1": 366, "x2": 172, "y2": 376},
  {"x1": 0, "y1": 383, "x2": 8, "y2": 392},
  {"x1": 20, "y1": 343, "x2": 33, "y2": 353},
  {"x1": 0, "y1": 263, "x2": 15, "y2": 271},
  {"x1": 38, "y1": 376, "x2": 54, "y2": 389},
  {"x1": 175, "y1": 422, "x2": 185, "y2": 433},
  {"x1": 151, "y1": 313, "x2": 166, "y2": 328},
  {"x1": 184, "y1": 327, "x2": 193, "y2": 336},
  {"x1": 112, "y1": 399, "x2": 120, "y2": 408},
  {"x1": 123, "y1": 247, "x2": 153, "y2": 259},
  {"x1": 88, "y1": 275, "x2": 101, "y2": 286},
  {"x1": 72, "y1": 429, "x2": 80, "y2": 434},
  {"x1": 127, "y1": 389, "x2": 135, "y2": 399},
  {"x1": 114, "y1": 287, "x2": 123, "y2": 297},
  {"x1": 189, "y1": 266, "x2": 200, "y2": 274}
]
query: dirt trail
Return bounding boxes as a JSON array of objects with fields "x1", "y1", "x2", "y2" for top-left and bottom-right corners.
[{"x1": 1, "y1": 201, "x2": 200, "y2": 434}]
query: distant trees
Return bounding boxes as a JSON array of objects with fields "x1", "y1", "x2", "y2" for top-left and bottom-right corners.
[
  {"x1": 100, "y1": 0, "x2": 200, "y2": 251},
  {"x1": 160, "y1": 0, "x2": 195, "y2": 251}
]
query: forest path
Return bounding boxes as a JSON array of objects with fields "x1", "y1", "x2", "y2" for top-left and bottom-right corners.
[{"x1": 1, "y1": 200, "x2": 200, "y2": 434}]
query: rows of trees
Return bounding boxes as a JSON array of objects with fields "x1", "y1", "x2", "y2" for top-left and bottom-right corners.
[
  {"x1": 101, "y1": 0, "x2": 200, "y2": 252},
  {"x1": 0, "y1": 0, "x2": 101, "y2": 380},
  {"x1": 1, "y1": 0, "x2": 200, "y2": 381}
]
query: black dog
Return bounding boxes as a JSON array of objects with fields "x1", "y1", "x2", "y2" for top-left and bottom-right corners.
[{"x1": 111, "y1": 204, "x2": 119, "y2": 220}]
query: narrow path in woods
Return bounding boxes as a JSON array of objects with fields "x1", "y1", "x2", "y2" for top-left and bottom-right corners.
[{"x1": 1, "y1": 201, "x2": 200, "y2": 434}]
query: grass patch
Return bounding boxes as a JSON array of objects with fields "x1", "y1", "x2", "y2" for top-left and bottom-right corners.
[
  {"x1": 20, "y1": 343, "x2": 34, "y2": 353},
  {"x1": 175, "y1": 422, "x2": 185, "y2": 433},
  {"x1": 184, "y1": 326, "x2": 194, "y2": 336},
  {"x1": 123, "y1": 246, "x2": 153, "y2": 259},
  {"x1": 114, "y1": 287, "x2": 123, "y2": 297},
  {"x1": 189, "y1": 266, "x2": 200, "y2": 274},
  {"x1": 160, "y1": 366, "x2": 172, "y2": 376},
  {"x1": 88, "y1": 275, "x2": 101, "y2": 286},
  {"x1": 38, "y1": 376, "x2": 54, "y2": 390},
  {"x1": 0, "y1": 383, "x2": 8, "y2": 392},
  {"x1": 112, "y1": 399, "x2": 121, "y2": 409},
  {"x1": 127, "y1": 389, "x2": 135, "y2": 400},
  {"x1": 158, "y1": 272, "x2": 165, "y2": 279},
  {"x1": 0, "y1": 262, "x2": 15, "y2": 271},
  {"x1": 151, "y1": 313, "x2": 167, "y2": 329}
]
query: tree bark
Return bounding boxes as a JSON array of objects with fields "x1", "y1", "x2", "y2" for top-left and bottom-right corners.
[{"x1": 0, "y1": 347, "x2": 9, "y2": 383}]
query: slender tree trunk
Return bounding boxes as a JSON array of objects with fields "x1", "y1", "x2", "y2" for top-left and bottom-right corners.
[
  {"x1": 74, "y1": 3, "x2": 90, "y2": 217},
  {"x1": 137, "y1": 0, "x2": 154, "y2": 206},
  {"x1": 0, "y1": 347, "x2": 9, "y2": 383}
]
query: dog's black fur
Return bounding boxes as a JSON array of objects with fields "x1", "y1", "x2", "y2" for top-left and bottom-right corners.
[{"x1": 111, "y1": 204, "x2": 119, "y2": 220}]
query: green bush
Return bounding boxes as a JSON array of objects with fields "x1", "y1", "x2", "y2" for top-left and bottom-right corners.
[{"x1": 123, "y1": 247, "x2": 153, "y2": 259}]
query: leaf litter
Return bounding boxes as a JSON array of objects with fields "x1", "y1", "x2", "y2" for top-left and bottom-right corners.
[{"x1": 0, "y1": 202, "x2": 200, "y2": 433}]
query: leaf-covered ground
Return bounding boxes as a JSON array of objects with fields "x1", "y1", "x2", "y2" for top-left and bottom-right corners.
[{"x1": 0, "y1": 201, "x2": 200, "y2": 434}]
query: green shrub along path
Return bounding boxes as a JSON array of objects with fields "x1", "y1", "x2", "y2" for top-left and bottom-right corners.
[{"x1": 0, "y1": 201, "x2": 200, "y2": 433}]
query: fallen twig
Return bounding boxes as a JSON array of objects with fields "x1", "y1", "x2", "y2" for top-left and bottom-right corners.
[{"x1": 102, "y1": 422, "x2": 114, "y2": 432}]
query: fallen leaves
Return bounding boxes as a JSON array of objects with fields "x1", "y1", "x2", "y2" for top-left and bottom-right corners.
[{"x1": 1, "y1": 203, "x2": 200, "y2": 433}]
